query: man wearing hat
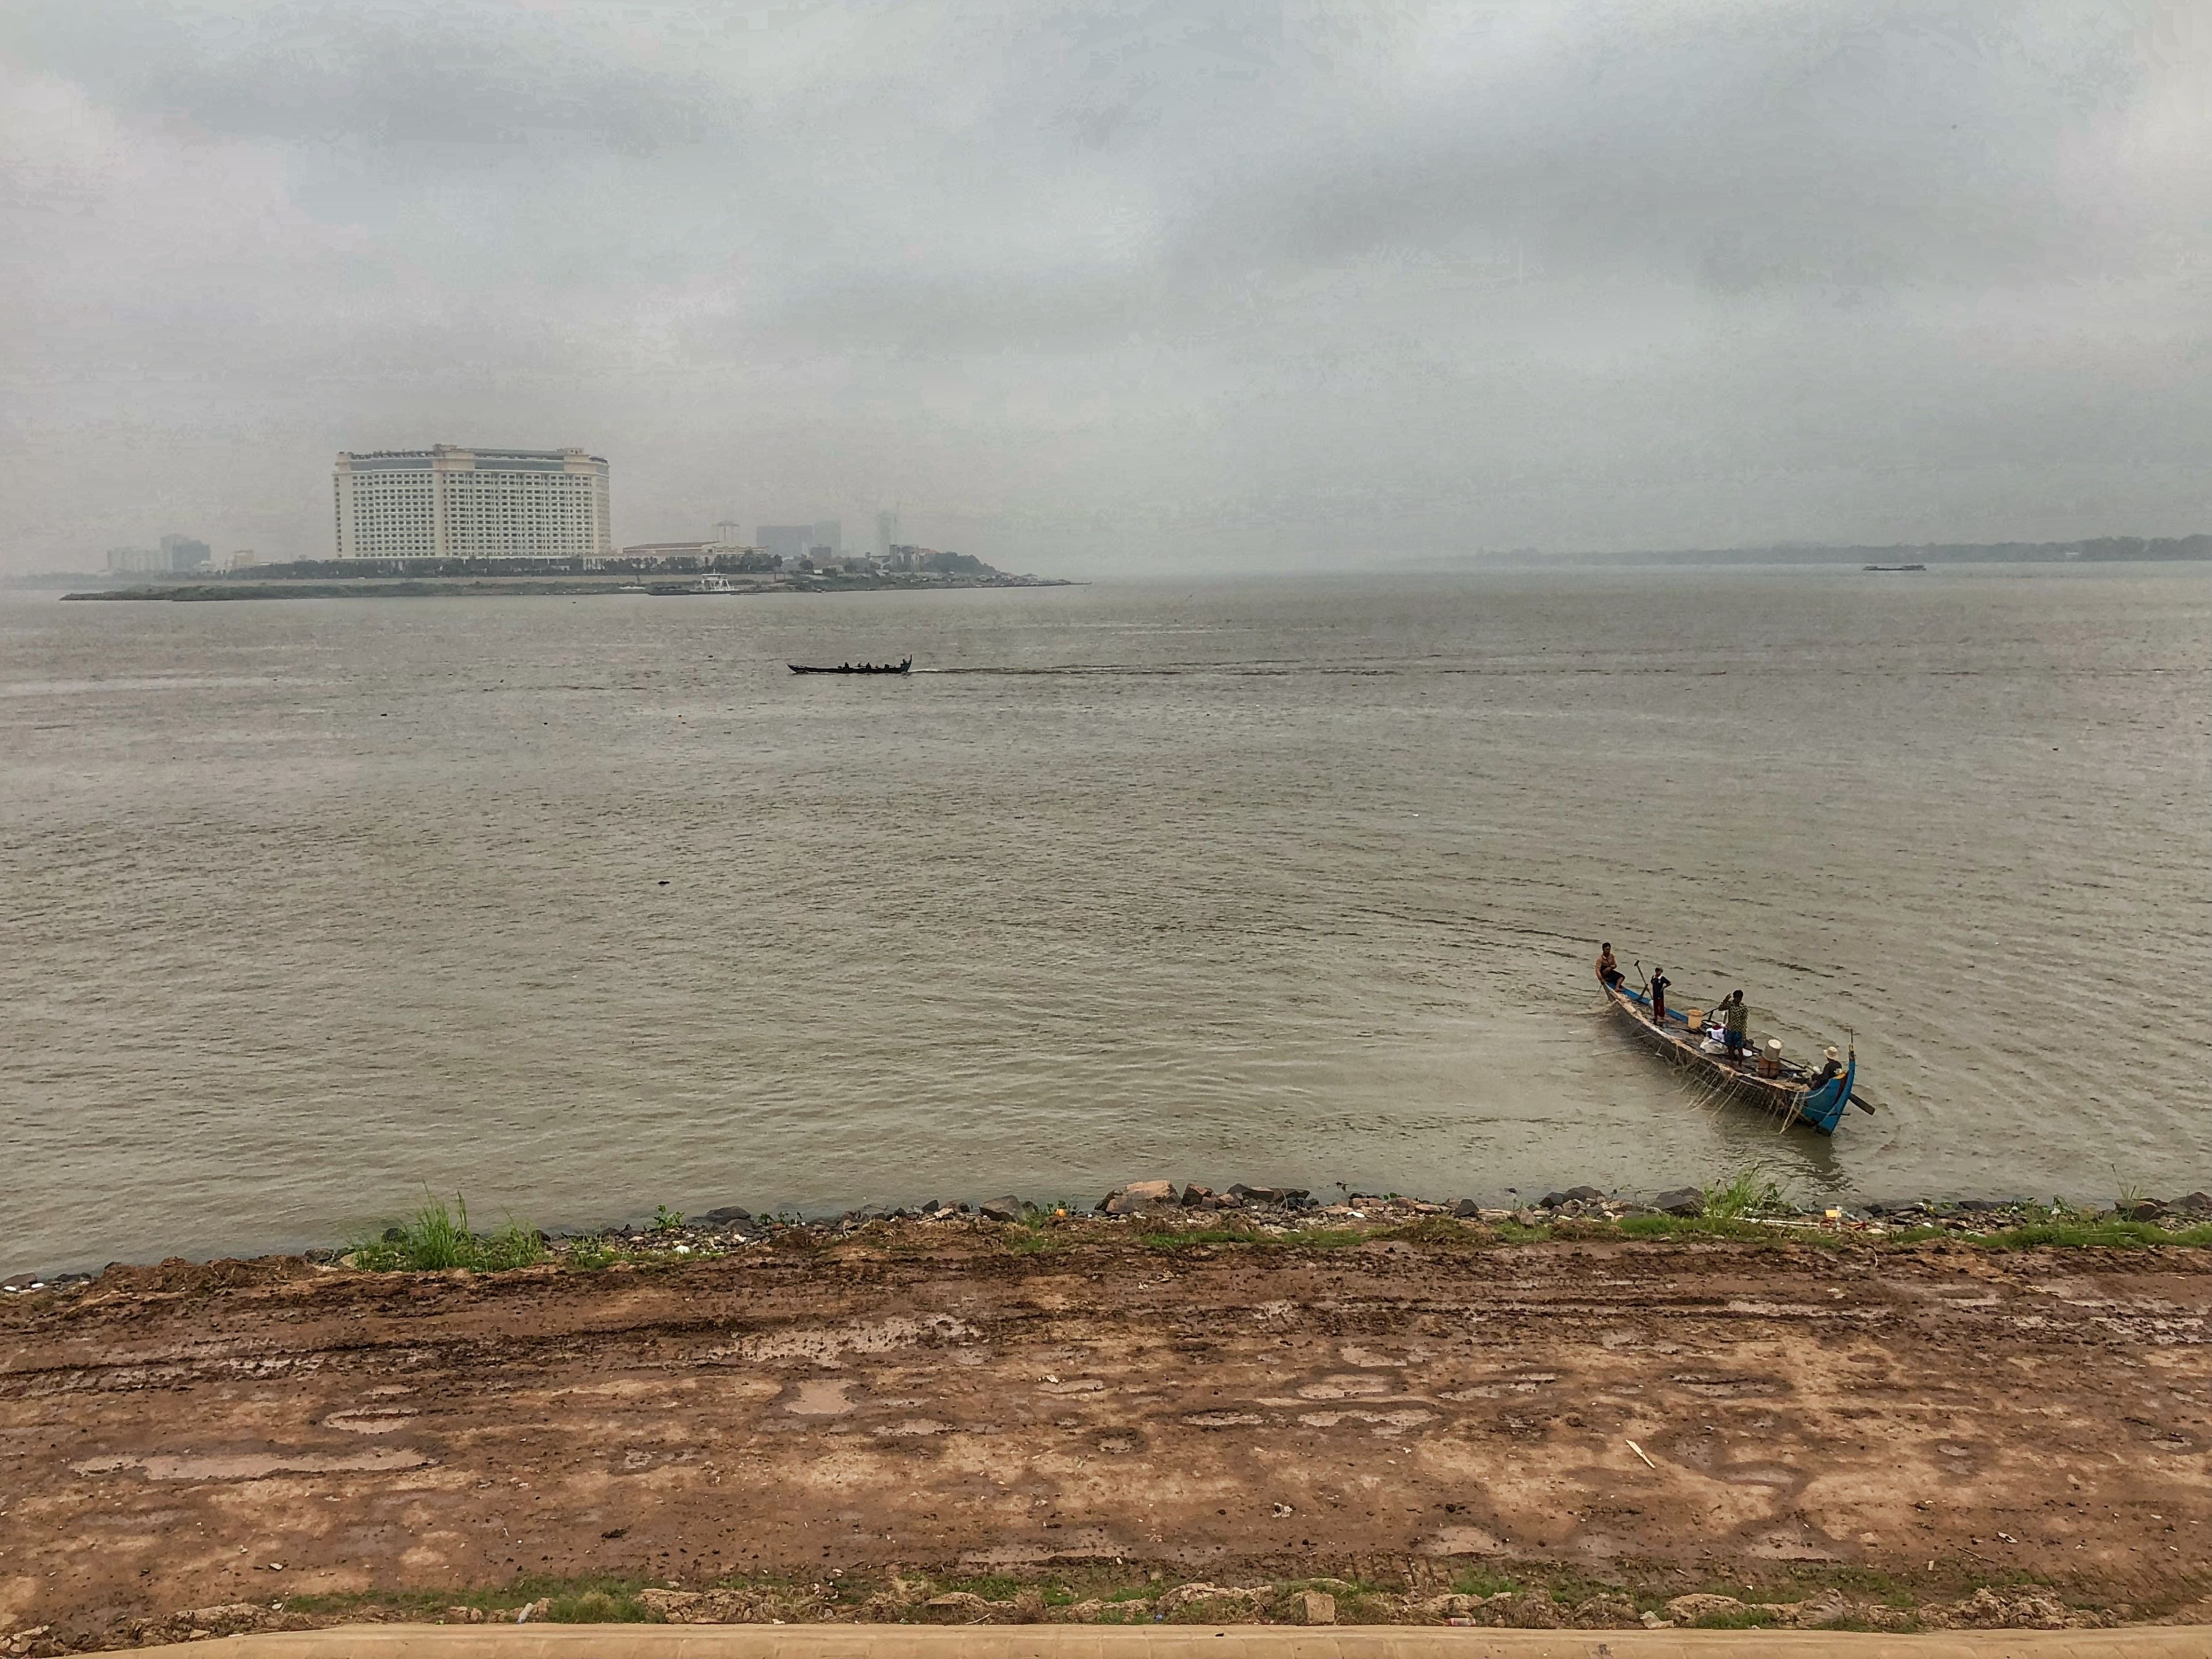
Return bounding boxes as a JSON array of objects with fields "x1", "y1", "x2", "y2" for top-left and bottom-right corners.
[{"x1": 1808, "y1": 1046, "x2": 1844, "y2": 1091}]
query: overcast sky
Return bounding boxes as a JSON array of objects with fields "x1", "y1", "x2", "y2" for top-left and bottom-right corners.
[{"x1": 2, "y1": 1, "x2": 2208, "y2": 570}]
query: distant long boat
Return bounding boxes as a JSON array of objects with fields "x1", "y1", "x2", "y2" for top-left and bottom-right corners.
[
  {"x1": 789, "y1": 658, "x2": 912, "y2": 675},
  {"x1": 1603, "y1": 977, "x2": 1862, "y2": 1134},
  {"x1": 1863, "y1": 563, "x2": 1927, "y2": 572}
]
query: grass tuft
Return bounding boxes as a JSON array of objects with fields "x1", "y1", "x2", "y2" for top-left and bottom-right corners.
[
  {"x1": 1380, "y1": 1217, "x2": 1495, "y2": 1246},
  {"x1": 1702, "y1": 1170, "x2": 1788, "y2": 1222},
  {"x1": 1134, "y1": 1225, "x2": 1269, "y2": 1250},
  {"x1": 282, "y1": 1573, "x2": 659, "y2": 1622},
  {"x1": 563, "y1": 1238, "x2": 624, "y2": 1272},
  {"x1": 1450, "y1": 1568, "x2": 1522, "y2": 1599},
  {"x1": 1003, "y1": 1209, "x2": 1070, "y2": 1255},
  {"x1": 1690, "y1": 1605, "x2": 1782, "y2": 1629},
  {"x1": 542, "y1": 1585, "x2": 661, "y2": 1624},
  {"x1": 1279, "y1": 1226, "x2": 1368, "y2": 1250},
  {"x1": 350, "y1": 1193, "x2": 542, "y2": 1273},
  {"x1": 1980, "y1": 1219, "x2": 2212, "y2": 1250}
]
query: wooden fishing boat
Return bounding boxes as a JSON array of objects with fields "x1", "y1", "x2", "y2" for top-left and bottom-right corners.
[
  {"x1": 1602, "y1": 977, "x2": 1859, "y2": 1134},
  {"x1": 787, "y1": 658, "x2": 912, "y2": 675}
]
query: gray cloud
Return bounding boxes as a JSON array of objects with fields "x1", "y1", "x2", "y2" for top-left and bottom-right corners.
[
  {"x1": 1161, "y1": 4, "x2": 2155, "y2": 292},
  {"x1": 2, "y1": 0, "x2": 2209, "y2": 568},
  {"x1": 1, "y1": 0, "x2": 732, "y2": 149}
]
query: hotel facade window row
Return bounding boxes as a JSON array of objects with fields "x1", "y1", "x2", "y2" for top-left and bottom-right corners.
[{"x1": 333, "y1": 446, "x2": 612, "y2": 559}]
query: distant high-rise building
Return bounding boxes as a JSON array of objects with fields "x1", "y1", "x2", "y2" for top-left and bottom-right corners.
[
  {"x1": 756, "y1": 525, "x2": 814, "y2": 563},
  {"x1": 875, "y1": 509, "x2": 899, "y2": 557},
  {"x1": 333, "y1": 445, "x2": 610, "y2": 559},
  {"x1": 108, "y1": 536, "x2": 210, "y2": 573},
  {"x1": 811, "y1": 519, "x2": 842, "y2": 555}
]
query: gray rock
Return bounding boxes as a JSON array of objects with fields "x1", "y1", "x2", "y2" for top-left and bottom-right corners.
[
  {"x1": 2171, "y1": 1191, "x2": 2212, "y2": 1216},
  {"x1": 1106, "y1": 1180, "x2": 1178, "y2": 1214},
  {"x1": 1537, "y1": 1192, "x2": 1569, "y2": 1210},
  {"x1": 977, "y1": 1195, "x2": 1025, "y2": 1223},
  {"x1": 1451, "y1": 1199, "x2": 1482, "y2": 1218},
  {"x1": 699, "y1": 1206, "x2": 752, "y2": 1226},
  {"x1": 1565, "y1": 1185, "x2": 1606, "y2": 1203},
  {"x1": 2119, "y1": 1197, "x2": 2167, "y2": 1222},
  {"x1": 1653, "y1": 1187, "x2": 1706, "y2": 1217},
  {"x1": 1179, "y1": 1184, "x2": 1213, "y2": 1207},
  {"x1": 1224, "y1": 1183, "x2": 1311, "y2": 1208}
]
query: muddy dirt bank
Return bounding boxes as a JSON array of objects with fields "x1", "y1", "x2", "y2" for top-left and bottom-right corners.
[{"x1": 3, "y1": 1220, "x2": 2210, "y2": 1650}]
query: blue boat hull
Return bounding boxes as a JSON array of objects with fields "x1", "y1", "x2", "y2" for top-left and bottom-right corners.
[{"x1": 1603, "y1": 980, "x2": 1855, "y2": 1134}]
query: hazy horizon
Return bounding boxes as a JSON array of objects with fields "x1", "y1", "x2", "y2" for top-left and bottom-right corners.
[{"x1": 5, "y1": 1, "x2": 2210, "y2": 574}]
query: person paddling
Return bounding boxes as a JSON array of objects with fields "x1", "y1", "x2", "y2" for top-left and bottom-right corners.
[{"x1": 1648, "y1": 967, "x2": 1671, "y2": 1025}]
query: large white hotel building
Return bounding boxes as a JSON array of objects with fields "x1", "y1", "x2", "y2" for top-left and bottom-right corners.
[{"x1": 332, "y1": 445, "x2": 611, "y2": 560}]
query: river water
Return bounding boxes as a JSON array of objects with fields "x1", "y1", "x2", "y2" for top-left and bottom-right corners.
[{"x1": 4, "y1": 566, "x2": 2210, "y2": 1274}]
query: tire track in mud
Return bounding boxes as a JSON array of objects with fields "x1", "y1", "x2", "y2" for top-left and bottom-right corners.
[{"x1": 4, "y1": 1236, "x2": 2210, "y2": 1641}]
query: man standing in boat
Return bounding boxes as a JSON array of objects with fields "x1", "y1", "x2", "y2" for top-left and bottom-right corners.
[
  {"x1": 1648, "y1": 967, "x2": 1670, "y2": 1025},
  {"x1": 1719, "y1": 989, "x2": 1749, "y2": 1062}
]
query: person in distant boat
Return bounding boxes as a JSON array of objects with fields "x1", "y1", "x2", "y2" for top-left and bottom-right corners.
[
  {"x1": 1597, "y1": 944, "x2": 1623, "y2": 989},
  {"x1": 1648, "y1": 967, "x2": 1670, "y2": 1025},
  {"x1": 1807, "y1": 1046, "x2": 1844, "y2": 1091},
  {"x1": 1719, "y1": 989, "x2": 1748, "y2": 1060}
]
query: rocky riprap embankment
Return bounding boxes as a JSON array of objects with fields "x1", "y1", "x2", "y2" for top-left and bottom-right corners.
[
  {"x1": 8, "y1": 1183, "x2": 2211, "y2": 1297},
  {"x1": 480, "y1": 1180, "x2": 2212, "y2": 1269}
]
